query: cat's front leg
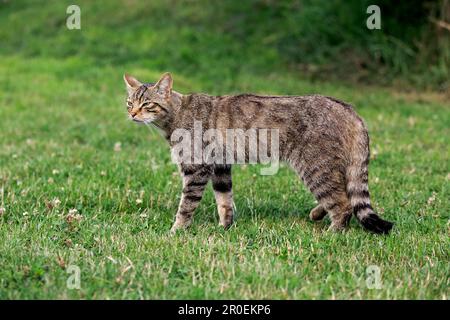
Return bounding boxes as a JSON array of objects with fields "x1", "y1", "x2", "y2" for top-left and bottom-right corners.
[
  {"x1": 212, "y1": 165, "x2": 234, "y2": 229},
  {"x1": 170, "y1": 165, "x2": 212, "y2": 233}
]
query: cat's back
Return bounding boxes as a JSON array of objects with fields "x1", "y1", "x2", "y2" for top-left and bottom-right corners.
[
  {"x1": 214, "y1": 93, "x2": 354, "y2": 113},
  {"x1": 179, "y1": 92, "x2": 364, "y2": 134},
  {"x1": 183, "y1": 92, "x2": 356, "y2": 114},
  {"x1": 213, "y1": 93, "x2": 361, "y2": 124}
]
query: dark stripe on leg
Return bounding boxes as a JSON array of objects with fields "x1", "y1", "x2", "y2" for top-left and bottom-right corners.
[
  {"x1": 184, "y1": 194, "x2": 203, "y2": 202},
  {"x1": 187, "y1": 180, "x2": 208, "y2": 188},
  {"x1": 214, "y1": 165, "x2": 231, "y2": 176},
  {"x1": 212, "y1": 180, "x2": 232, "y2": 193}
]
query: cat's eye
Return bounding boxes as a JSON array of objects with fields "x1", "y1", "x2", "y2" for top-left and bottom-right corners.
[
  {"x1": 126, "y1": 101, "x2": 133, "y2": 109},
  {"x1": 141, "y1": 101, "x2": 158, "y2": 112},
  {"x1": 143, "y1": 106, "x2": 156, "y2": 113}
]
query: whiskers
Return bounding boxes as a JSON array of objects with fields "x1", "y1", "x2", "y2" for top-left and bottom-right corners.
[
  {"x1": 144, "y1": 119, "x2": 167, "y2": 138},
  {"x1": 125, "y1": 110, "x2": 165, "y2": 138}
]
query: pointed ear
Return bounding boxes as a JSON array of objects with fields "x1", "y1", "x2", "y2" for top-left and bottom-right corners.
[
  {"x1": 154, "y1": 72, "x2": 173, "y2": 98},
  {"x1": 123, "y1": 74, "x2": 142, "y2": 94}
]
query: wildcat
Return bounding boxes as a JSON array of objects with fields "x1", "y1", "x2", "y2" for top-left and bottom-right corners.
[{"x1": 123, "y1": 72, "x2": 393, "y2": 234}]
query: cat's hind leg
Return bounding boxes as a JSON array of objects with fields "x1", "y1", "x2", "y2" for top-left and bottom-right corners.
[
  {"x1": 291, "y1": 158, "x2": 329, "y2": 222},
  {"x1": 322, "y1": 191, "x2": 352, "y2": 232},
  {"x1": 212, "y1": 165, "x2": 234, "y2": 229},
  {"x1": 304, "y1": 165, "x2": 352, "y2": 231}
]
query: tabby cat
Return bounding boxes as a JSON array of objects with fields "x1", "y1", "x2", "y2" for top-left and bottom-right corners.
[{"x1": 123, "y1": 72, "x2": 393, "y2": 234}]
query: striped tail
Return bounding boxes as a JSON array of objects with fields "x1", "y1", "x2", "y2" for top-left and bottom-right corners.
[{"x1": 346, "y1": 134, "x2": 393, "y2": 234}]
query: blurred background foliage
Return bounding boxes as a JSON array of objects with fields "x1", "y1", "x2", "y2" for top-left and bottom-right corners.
[{"x1": 0, "y1": 0, "x2": 449, "y2": 91}]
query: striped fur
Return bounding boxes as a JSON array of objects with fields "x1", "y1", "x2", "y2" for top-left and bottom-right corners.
[
  {"x1": 124, "y1": 73, "x2": 394, "y2": 234},
  {"x1": 212, "y1": 165, "x2": 234, "y2": 228}
]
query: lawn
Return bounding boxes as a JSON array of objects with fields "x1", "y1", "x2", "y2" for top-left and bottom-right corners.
[{"x1": 0, "y1": 0, "x2": 449, "y2": 299}]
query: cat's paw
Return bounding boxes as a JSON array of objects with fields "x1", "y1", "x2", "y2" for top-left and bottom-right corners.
[
  {"x1": 219, "y1": 220, "x2": 233, "y2": 230},
  {"x1": 309, "y1": 205, "x2": 327, "y2": 221},
  {"x1": 169, "y1": 225, "x2": 179, "y2": 234},
  {"x1": 219, "y1": 215, "x2": 234, "y2": 230},
  {"x1": 327, "y1": 223, "x2": 347, "y2": 233},
  {"x1": 170, "y1": 219, "x2": 191, "y2": 234}
]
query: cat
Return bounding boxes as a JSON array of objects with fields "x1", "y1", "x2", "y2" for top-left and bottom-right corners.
[{"x1": 123, "y1": 72, "x2": 394, "y2": 234}]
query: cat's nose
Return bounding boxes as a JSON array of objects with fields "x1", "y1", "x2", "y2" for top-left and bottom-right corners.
[{"x1": 130, "y1": 112, "x2": 137, "y2": 118}]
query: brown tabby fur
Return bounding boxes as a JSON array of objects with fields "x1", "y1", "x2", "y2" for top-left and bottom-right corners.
[{"x1": 124, "y1": 73, "x2": 393, "y2": 234}]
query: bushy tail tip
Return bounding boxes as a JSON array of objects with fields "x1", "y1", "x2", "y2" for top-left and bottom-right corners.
[{"x1": 359, "y1": 213, "x2": 394, "y2": 234}]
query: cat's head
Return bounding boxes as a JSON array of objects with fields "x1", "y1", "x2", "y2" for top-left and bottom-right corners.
[{"x1": 123, "y1": 72, "x2": 174, "y2": 125}]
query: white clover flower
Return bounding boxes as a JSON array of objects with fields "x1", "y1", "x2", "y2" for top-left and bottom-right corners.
[
  {"x1": 66, "y1": 209, "x2": 82, "y2": 223},
  {"x1": 114, "y1": 142, "x2": 122, "y2": 152},
  {"x1": 52, "y1": 198, "x2": 61, "y2": 207}
]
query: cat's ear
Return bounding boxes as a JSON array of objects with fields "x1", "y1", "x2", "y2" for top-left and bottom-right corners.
[
  {"x1": 154, "y1": 72, "x2": 173, "y2": 98},
  {"x1": 123, "y1": 74, "x2": 142, "y2": 94}
]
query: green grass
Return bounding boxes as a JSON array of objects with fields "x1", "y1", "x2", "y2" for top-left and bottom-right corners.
[{"x1": 0, "y1": 0, "x2": 449, "y2": 299}]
